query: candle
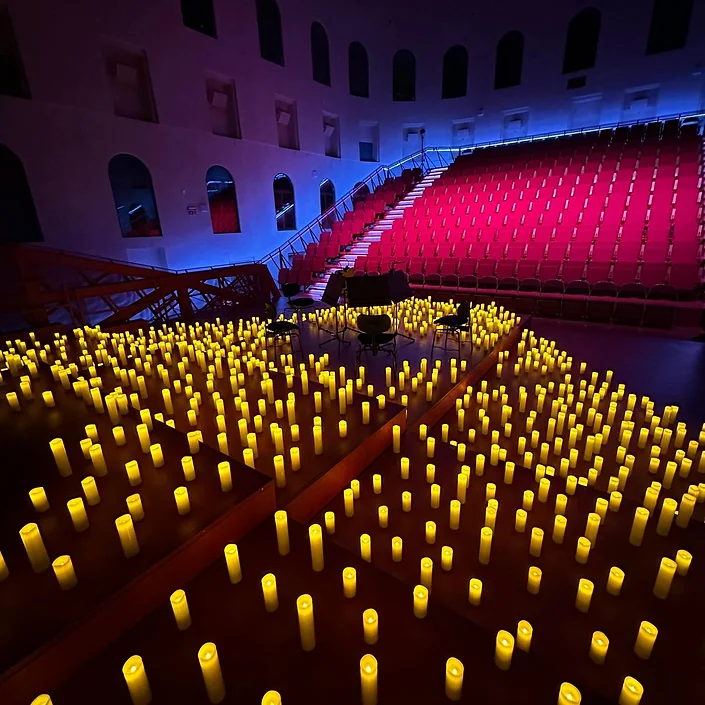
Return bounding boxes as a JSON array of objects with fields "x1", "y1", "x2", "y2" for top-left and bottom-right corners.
[
  {"x1": 590, "y1": 630, "x2": 609, "y2": 664},
  {"x1": 392, "y1": 536, "x2": 403, "y2": 562},
  {"x1": 516, "y1": 509, "x2": 528, "y2": 533},
  {"x1": 420, "y1": 557, "x2": 433, "y2": 591},
  {"x1": 309, "y1": 524, "x2": 324, "y2": 572},
  {"x1": 378, "y1": 505, "x2": 388, "y2": 528},
  {"x1": 676, "y1": 549, "x2": 692, "y2": 576},
  {"x1": 629, "y1": 507, "x2": 649, "y2": 546},
  {"x1": 344, "y1": 488, "x2": 355, "y2": 517},
  {"x1": 20, "y1": 523, "x2": 50, "y2": 573},
  {"x1": 606, "y1": 566, "x2": 625, "y2": 595},
  {"x1": 441, "y1": 546, "x2": 453, "y2": 571},
  {"x1": 575, "y1": 537, "x2": 591, "y2": 564},
  {"x1": 495, "y1": 630, "x2": 514, "y2": 670},
  {"x1": 52, "y1": 555, "x2": 77, "y2": 590},
  {"x1": 275, "y1": 511, "x2": 290, "y2": 556},
  {"x1": 634, "y1": 620, "x2": 658, "y2": 659},
  {"x1": 127, "y1": 494, "x2": 144, "y2": 521},
  {"x1": 262, "y1": 573, "x2": 279, "y2": 612},
  {"x1": 273, "y1": 454, "x2": 286, "y2": 488},
  {"x1": 313, "y1": 426, "x2": 323, "y2": 455},
  {"x1": 402, "y1": 491, "x2": 412, "y2": 512},
  {"x1": 653, "y1": 557, "x2": 676, "y2": 599},
  {"x1": 198, "y1": 642, "x2": 225, "y2": 704},
  {"x1": 426, "y1": 436, "x2": 436, "y2": 458},
  {"x1": 529, "y1": 528, "x2": 544, "y2": 557},
  {"x1": 479, "y1": 527, "x2": 493, "y2": 564},
  {"x1": 413, "y1": 584, "x2": 429, "y2": 618},
  {"x1": 400, "y1": 457, "x2": 410, "y2": 480},
  {"x1": 558, "y1": 683, "x2": 582, "y2": 705},
  {"x1": 468, "y1": 578, "x2": 482, "y2": 606},
  {"x1": 576, "y1": 579, "x2": 594, "y2": 613},
  {"x1": 430, "y1": 483, "x2": 441, "y2": 508},
  {"x1": 343, "y1": 567, "x2": 357, "y2": 597},
  {"x1": 504, "y1": 461, "x2": 515, "y2": 484},
  {"x1": 262, "y1": 692, "x2": 281, "y2": 705},
  {"x1": 609, "y1": 491, "x2": 622, "y2": 512},
  {"x1": 224, "y1": 543, "x2": 242, "y2": 583},
  {"x1": 187, "y1": 430, "x2": 200, "y2": 454},
  {"x1": 0, "y1": 552, "x2": 8, "y2": 582},
  {"x1": 149, "y1": 443, "x2": 164, "y2": 468},
  {"x1": 523, "y1": 490, "x2": 534, "y2": 511},
  {"x1": 527, "y1": 566, "x2": 542, "y2": 595},
  {"x1": 360, "y1": 654, "x2": 378, "y2": 705},
  {"x1": 360, "y1": 533, "x2": 372, "y2": 562},
  {"x1": 174, "y1": 486, "x2": 191, "y2": 515},
  {"x1": 325, "y1": 511, "x2": 335, "y2": 534},
  {"x1": 516, "y1": 620, "x2": 533, "y2": 652},
  {"x1": 50, "y1": 438, "x2": 72, "y2": 477},
  {"x1": 619, "y1": 677, "x2": 643, "y2": 705},
  {"x1": 363, "y1": 608, "x2": 379, "y2": 645},
  {"x1": 373, "y1": 473, "x2": 382, "y2": 494},
  {"x1": 656, "y1": 498, "x2": 677, "y2": 536},
  {"x1": 170, "y1": 589, "x2": 191, "y2": 630},
  {"x1": 445, "y1": 657, "x2": 464, "y2": 701},
  {"x1": 29, "y1": 487, "x2": 49, "y2": 513},
  {"x1": 295, "y1": 594, "x2": 316, "y2": 651},
  {"x1": 67, "y1": 496, "x2": 90, "y2": 531},
  {"x1": 425, "y1": 521, "x2": 437, "y2": 544},
  {"x1": 122, "y1": 655, "x2": 152, "y2": 705},
  {"x1": 116, "y1": 514, "x2": 140, "y2": 558},
  {"x1": 675, "y1": 493, "x2": 696, "y2": 528}
]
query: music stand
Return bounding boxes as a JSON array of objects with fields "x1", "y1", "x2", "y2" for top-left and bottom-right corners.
[
  {"x1": 388, "y1": 269, "x2": 415, "y2": 345},
  {"x1": 319, "y1": 270, "x2": 353, "y2": 347}
]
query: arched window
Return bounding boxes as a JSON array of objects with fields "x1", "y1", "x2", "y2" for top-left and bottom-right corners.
[
  {"x1": 181, "y1": 0, "x2": 216, "y2": 38},
  {"x1": 320, "y1": 179, "x2": 335, "y2": 214},
  {"x1": 442, "y1": 45, "x2": 468, "y2": 99},
  {"x1": 349, "y1": 42, "x2": 369, "y2": 98},
  {"x1": 256, "y1": 0, "x2": 284, "y2": 66},
  {"x1": 352, "y1": 182, "x2": 370, "y2": 206},
  {"x1": 311, "y1": 22, "x2": 331, "y2": 86},
  {"x1": 646, "y1": 0, "x2": 694, "y2": 54},
  {"x1": 108, "y1": 154, "x2": 162, "y2": 238},
  {"x1": 392, "y1": 50, "x2": 416, "y2": 102},
  {"x1": 0, "y1": 145, "x2": 42, "y2": 243},
  {"x1": 273, "y1": 173, "x2": 296, "y2": 231},
  {"x1": 563, "y1": 8, "x2": 601, "y2": 74},
  {"x1": 206, "y1": 166, "x2": 240, "y2": 234},
  {"x1": 494, "y1": 31, "x2": 524, "y2": 89}
]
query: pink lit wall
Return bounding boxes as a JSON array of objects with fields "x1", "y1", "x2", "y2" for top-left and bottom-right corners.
[{"x1": 0, "y1": 0, "x2": 703, "y2": 270}]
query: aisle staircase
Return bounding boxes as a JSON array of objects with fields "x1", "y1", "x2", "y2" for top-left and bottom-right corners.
[{"x1": 308, "y1": 166, "x2": 449, "y2": 299}]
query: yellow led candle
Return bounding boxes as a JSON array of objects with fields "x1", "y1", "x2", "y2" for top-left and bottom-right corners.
[
  {"x1": 656, "y1": 498, "x2": 677, "y2": 536},
  {"x1": 575, "y1": 579, "x2": 594, "y2": 613},
  {"x1": 307, "y1": 523, "x2": 324, "y2": 572},
  {"x1": 67, "y1": 496, "x2": 90, "y2": 531},
  {"x1": 527, "y1": 566, "x2": 542, "y2": 595},
  {"x1": 0, "y1": 552, "x2": 8, "y2": 582},
  {"x1": 425, "y1": 521, "x2": 436, "y2": 544},
  {"x1": 675, "y1": 493, "x2": 696, "y2": 528},
  {"x1": 29, "y1": 487, "x2": 49, "y2": 513},
  {"x1": 479, "y1": 526, "x2": 493, "y2": 564},
  {"x1": 618, "y1": 677, "x2": 643, "y2": 705},
  {"x1": 392, "y1": 536, "x2": 403, "y2": 562},
  {"x1": 609, "y1": 490, "x2": 622, "y2": 512},
  {"x1": 413, "y1": 584, "x2": 429, "y2": 618},
  {"x1": 50, "y1": 438, "x2": 72, "y2": 477},
  {"x1": 198, "y1": 642, "x2": 225, "y2": 704},
  {"x1": 20, "y1": 522, "x2": 50, "y2": 573},
  {"x1": 262, "y1": 691, "x2": 282, "y2": 705},
  {"x1": 606, "y1": 566, "x2": 625, "y2": 596},
  {"x1": 575, "y1": 537, "x2": 591, "y2": 564},
  {"x1": 52, "y1": 555, "x2": 77, "y2": 590},
  {"x1": 313, "y1": 426, "x2": 323, "y2": 455},
  {"x1": 504, "y1": 461, "x2": 515, "y2": 484},
  {"x1": 344, "y1": 488, "x2": 354, "y2": 517},
  {"x1": 187, "y1": 430, "x2": 200, "y2": 454},
  {"x1": 402, "y1": 491, "x2": 412, "y2": 512},
  {"x1": 529, "y1": 527, "x2": 544, "y2": 557},
  {"x1": 325, "y1": 511, "x2": 335, "y2": 534},
  {"x1": 426, "y1": 436, "x2": 435, "y2": 458},
  {"x1": 275, "y1": 511, "x2": 290, "y2": 556},
  {"x1": 676, "y1": 549, "x2": 692, "y2": 576},
  {"x1": 296, "y1": 593, "x2": 316, "y2": 651},
  {"x1": 438, "y1": 545, "x2": 453, "y2": 571},
  {"x1": 362, "y1": 401, "x2": 370, "y2": 424},
  {"x1": 224, "y1": 543, "x2": 242, "y2": 583},
  {"x1": 116, "y1": 514, "x2": 140, "y2": 558},
  {"x1": 261, "y1": 573, "x2": 279, "y2": 612},
  {"x1": 468, "y1": 578, "x2": 482, "y2": 606},
  {"x1": 360, "y1": 533, "x2": 372, "y2": 562},
  {"x1": 360, "y1": 654, "x2": 378, "y2": 705},
  {"x1": 430, "y1": 483, "x2": 440, "y2": 508},
  {"x1": 653, "y1": 557, "x2": 676, "y2": 599},
  {"x1": 634, "y1": 620, "x2": 658, "y2": 659},
  {"x1": 516, "y1": 508, "x2": 528, "y2": 533},
  {"x1": 558, "y1": 683, "x2": 582, "y2": 705},
  {"x1": 174, "y1": 486, "x2": 190, "y2": 515},
  {"x1": 372, "y1": 473, "x2": 382, "y2": 494},
  {"x1": 6, "y1": 391, "x2": 20, "y2": 410},
  {"x1": 400, "y1": 456, "x2": 410, "y2": 480},
  {"x1": 378, "y1": 505, "x2": 388, "y2": 528},
  {"x1": 589, "y1": 630, "x2": 609, "y2": 664},
  {"x1": 122, "y1": 655, "x2": 152, "y2": 705},
  {"x1": 445, "y1": 657, "x2": 464, "y2": 701},
  {"x1": 363, "y1": 608, "x2": 379, "y2": 645},
  {"x1": 170, "y1": 589, "x2": 191, "y2": 630},
  {"x1": 495, "y1": 631, "x2": 514, "y2": 670},
  {"x1": 516, "y1": 620, "x2": 533, "y2": 652},
  {"x1": 627, "y1": 507, "x2": 649, "y2": 546}
]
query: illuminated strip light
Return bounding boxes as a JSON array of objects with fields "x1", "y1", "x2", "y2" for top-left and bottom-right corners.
[{"x1": 276, "y1": 203, "x2": 294, "y2": 219}]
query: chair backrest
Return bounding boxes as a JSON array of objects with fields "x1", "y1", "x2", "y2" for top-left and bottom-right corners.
[
  {"x1": 456, "y1": 301, "x2": 471, "y2": 321},
  {"x1": 264, "y1": 302, "x2": 277, "y2": 320},
  {"x1": 357, "y1": 314, "x2": 392, "y2": 335},
  {"x1": 282, "y1": 283, "x2": 301, "y2": 299}
]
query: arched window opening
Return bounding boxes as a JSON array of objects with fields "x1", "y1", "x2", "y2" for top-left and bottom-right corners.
[
  {"x1": 273, "y1": 173, "x2": 296, "y2": 231},
  {"x1": 392, "y1": 50, "x2": 416, "y2": 102},
  {"x1": 108, "y1": 154, "x2": 162, "y2": 238},
  {"x1": 0, "y1": 145, "x2": 42, "y2": 243},
  {"x1": 349, "y1": 42, "x2": 369, "y2": 98},
  {"x1": 562, "y1": 8, "x2": 601, "y2": 74},
  {"x1": 206, "y1": 166, "x2": 240, "y2": 234},
  {"x1": 646, "y1": 0, "x2": 694, "y2": 54},
  {"x1": 494, "y1": 31, "x2": 524, "y2": 89},
  {"x1": 352, "y1": 182, "x2": 370, "y2": 206},
  {"x1": 320, "y1": 179, "x2": 336, "y2": 228},
  {"x1": 311, "y1": 22, "x2": 331, "y2": 86},
  {"x1": 442, "y1": 45, "x2": 468, "y2": 99},
  {"x1": 256, "y1": 0, "x2": 284, "y2": 66},
  {"x1": 180, "y1": 0, "x2": 217, "y2": 38}
]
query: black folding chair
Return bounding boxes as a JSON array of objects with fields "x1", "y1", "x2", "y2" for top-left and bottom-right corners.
[
  {"x1": 281, "y1": 282, "x2": 316, "y2": 318},
  {"x1": 264, "y1": 302, "x2": 304, "y2": 361},
  {"x1": 356, "y1": 314, "x2": 397, "y2": 368},
  {"x1": 431, "y1": 301, "x2": 471, "y2": 357}
]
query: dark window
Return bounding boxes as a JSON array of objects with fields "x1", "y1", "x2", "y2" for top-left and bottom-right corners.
[
  {"x1": 181, "y1": 0, "x2": 216, "y2": 38},
  {"x1": 392, "y1": 50, "x2": 416, "y2": 101},
  {"x1": 563, "y1": 8, "x2": 601, "y2": 74},
  {"x1": 442, "y1": 45, "x2": 468, "y2": 99},
  {"x1": 359, "y1": 142, "x2": 376, "y2": 162},
  {"x1": 273, "y1": 173, "x2": 295, "y2": 231},
  {"x1": 206, "y1": 166, "x2": 240, "y2": 234},
  {"x1": 567, "y1": 76, "x2": 587, "y2": 90},
  {"x1": 108, "y1": 154, "x2": 162, "y2": 238},
  {"x1": 311, "y1": 22, "x2": 331, "y2": 86},
  {"x1": 349, "y1": 42, "x2": 369, "y2": 97},
  {"x1": 256, "y1": 0, "x2": 284, "y2": 66},
  {"x1": 0, "y1": 145, "x2": 42, "y2": 242},
  {"x1": 0, "y1": 7, "x2": 29, "y2": 99},
  {"x1": 352, "y1": 182, "x2": 370, "y2": 206},
  {"x1": 646, "y1": 0, "x2": 694, "y2": 54},
  {"x1": 320, "y1": 179, "x2": 335, "y2": 213},
  {"x1": 494, "y1": 31, "x2": 524, "y2": 89}
]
